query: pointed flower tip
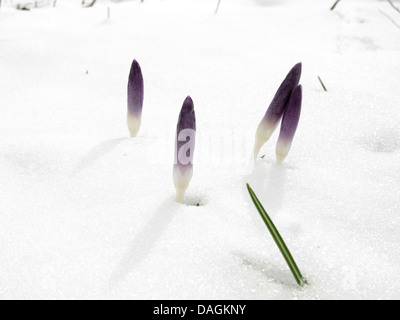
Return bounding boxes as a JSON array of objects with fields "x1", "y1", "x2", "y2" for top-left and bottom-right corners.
[
  {"x1": 292, "y1": 84, "x2": 303, "y2": 101},
  {"x1": 132, "y1": 59, "x2": 139, "y2": 68},
  {"x1": 129, "y1": 59, "x2": 142, "y2": 81},
  {"x1": 181, "y1": 96, "x2": 195, "y2": 115},
  {"x1": 132, "y1": 60, "x2": 139, "y2": 69},
  {"x1": 290, "y1": 62, "x2": 302, "y2": 78},
  {"x1": 184, "y1": 96, "x2": 194, "y2": 106}
]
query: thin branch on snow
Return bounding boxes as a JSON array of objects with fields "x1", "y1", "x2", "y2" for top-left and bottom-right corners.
[
  {"x1": 318, "y1": 76, "x2": 328, "y2": 92},
  {"x1": 330, "y1": 0, "x2": 341, "y2": 11},
  {"x1": 387, "y1": 0, "x2": 400, "y2": 14},
  {"x1": 379, "y1": 9, "x2": 400, "y2": 30},
  {"x1": 85, "y1": 0, "x2": 97, "y2": 8}
]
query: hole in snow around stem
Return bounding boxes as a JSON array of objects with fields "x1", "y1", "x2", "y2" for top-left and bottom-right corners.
[{"x1": 182, "y1": 195, "x2": 208, "y2": 207}]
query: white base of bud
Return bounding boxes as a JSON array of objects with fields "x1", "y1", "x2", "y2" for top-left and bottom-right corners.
[
  {"x1": 254, "y1": 136, "x2": 268, "y2": 161},
  {"x1": 276, "y1": 140, "x2": 291, "y2": 164},
  {"x1": 254, "y1": 126, "x2": 272, "y2": 161},
  {"x1": 127, "y1": 113, "x2": 142, "y2": 137},
  {"x1": 253, "y1": 120, "x2": 278, "y2": 160},
  {"x1": 173, "y1": 165, "x2": 193, "y2": 203}
]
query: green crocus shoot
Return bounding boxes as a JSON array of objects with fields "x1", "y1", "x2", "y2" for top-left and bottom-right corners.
[{"x1": 247, "y1": 183, "x2": 307, "y2": 287}]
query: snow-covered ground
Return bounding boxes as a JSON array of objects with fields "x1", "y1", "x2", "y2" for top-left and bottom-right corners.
[{"x1": 1, "y1": 0, "x2": 400, "y2": 300}]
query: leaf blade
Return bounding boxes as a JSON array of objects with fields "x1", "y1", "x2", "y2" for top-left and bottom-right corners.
[{"x1": 246, "y1": 183, "x2": 307, "y2": 286}]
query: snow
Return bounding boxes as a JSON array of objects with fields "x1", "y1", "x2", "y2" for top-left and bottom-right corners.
[{"x1": 1, "y1": 0, "x2": 400, "y2": 300}]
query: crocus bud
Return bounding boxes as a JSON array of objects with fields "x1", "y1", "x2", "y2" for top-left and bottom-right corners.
[
  {"x1": 173, "y1": 96, "x2": 196, "y2": 203},
  {"x1": 254, "y1": 63, "x2": 302, "y2": 159},
  {"x1": 276, "y1": 85, "x2": 302, "y2": 164},
  {"x1": 127, "y1": 60, "x2": 144, "y2": 137}
]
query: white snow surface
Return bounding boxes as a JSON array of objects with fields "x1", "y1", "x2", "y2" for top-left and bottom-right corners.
[{"x1": 1, "y1": 0, "x2": 400, "y2": 300}]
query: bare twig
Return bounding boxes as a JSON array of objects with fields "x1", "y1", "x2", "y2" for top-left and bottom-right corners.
[
  {"x1": 330, "y1": 0, "x2": 341, "y2": 11},
  {"x1": 318, "y1": 76, "x2": 328, "y2": 92},
  {"x1": 387, "y1": 0, "x2": 400, "y2": 14},
  {"x1": 379, "y1": 9, "x2": 400, "y2": 30},
  {"x1": 215, "y1": 0, "x2": 221, "y2": 15},
  {"x1": 85, "y1": 0, "x2": 97, "y2": 8}
]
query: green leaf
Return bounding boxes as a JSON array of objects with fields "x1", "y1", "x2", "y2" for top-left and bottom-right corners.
[{"x1": 246, "y1": 183, "x2": 307, "y2": 287}]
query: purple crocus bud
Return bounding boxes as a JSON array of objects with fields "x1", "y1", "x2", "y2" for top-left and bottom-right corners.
[
  {"x1": 127, "y1": 60, "x2": 144, "y2": 137},
  {"x1": 276, "y1": 85, "x2": 302, "y2": 164},
  {"x1": 254, "y1": 63, "x2": 302, "y2": 159},
  {"x1": 173, "y1": 96, "x2": 196, "y2": 202}
]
